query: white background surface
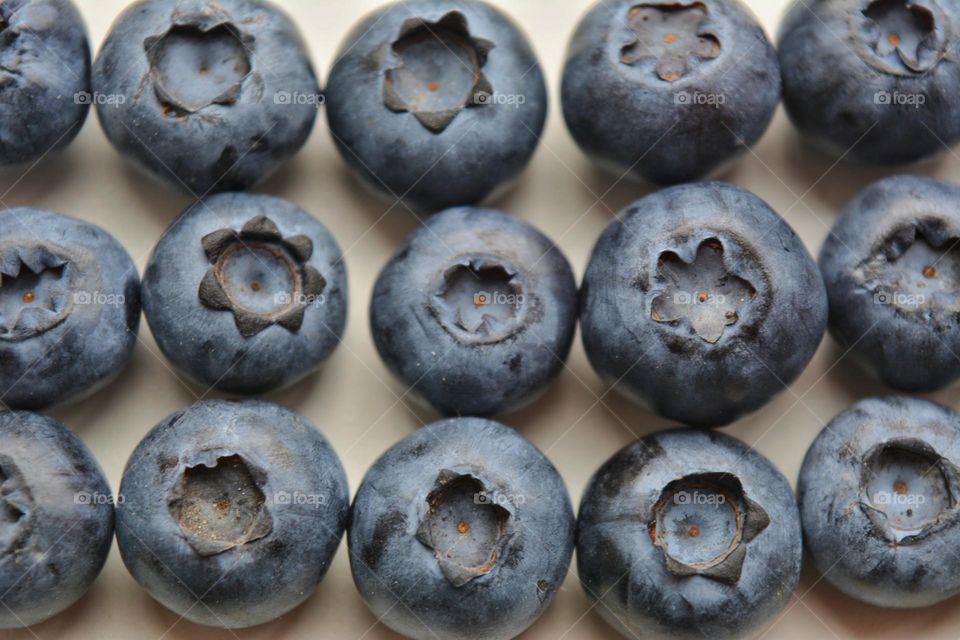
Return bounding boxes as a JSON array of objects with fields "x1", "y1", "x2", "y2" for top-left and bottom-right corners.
[{"x1": 3, "y1": 0, "x2": 960, "y2": 638}]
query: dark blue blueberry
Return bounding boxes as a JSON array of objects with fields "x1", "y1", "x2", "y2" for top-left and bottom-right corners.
[
  {"x1": 0, "y1": 0, "x2": 90, "y2": 166},
  {"x1": 349, "y1": 417, "x2": 574, "y2": 640},
  {"x1": 142, "y1": 192, "x2": 347, "y2": 395},
  {"x1": 116, "y1": 399, "x2": 349, "y2": 628},
  {"x1": 578, "y1": 428, "x2": 802, "y2": 639},
  {"x1": 779, "y1": 0, "x2": 960, "y2": 164},
  {"x1": 799, "y1": 396, "x2": 960, "y2": 608},
  {"x1": 325, "y1": 0, "x2": 548, "y2": 212},
  {"x1": 821, "y1": 175, "x2": 960, "y2": 391},
  {"x1": 580, "y1": 183, "x2": 827, "y2": 427},
  {"x1": 93, "y1": 0, "x2": 320, "y2": 194},
  {"x1": 370, "y1": 207, "x2": 577, "y2": 416},
  {"x1": 0, "y1": 411, "x2": 114, "y2": 629},
  {"x1": 561, "y1": 0, "x2": 780, "y2": 185},
  {"x1": 0, "y1": 208, "x2": 140, "y2": 410}
]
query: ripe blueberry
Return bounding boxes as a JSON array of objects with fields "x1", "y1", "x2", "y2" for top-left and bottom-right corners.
[
  {"x1": 0, "y1": 411, "x2": 114, "y2": 629},
  {"x1": 578, "y1": 428, "x2": 802, "y2": 639},
  {"x1": 115, "y1": 399, "x2": 350, "y2": 628},
  {"x1": 370, "y1": 207, "x2": 577, "y2": 416},
  {"x1": 562, "y1": 0, "x2": 780, "y2": 185},
  {"x1": 326, "y1": 0, "x2": 548, "y2": 212},
  {"x1": 0, "y1": 207, "x2": 140, "y2": 410},
  {"x1": 142, "y1": 192, "x2": 347, "y2": 395},
  {"x1": 349, "y1": 417, "x2": 574, "y2": 640},
  {"x1": 580, "y1": 183, "x2": 827, "y2": 427},
  {"x1": 93, "y1": 0, "x2": 321, "y2": 193}
]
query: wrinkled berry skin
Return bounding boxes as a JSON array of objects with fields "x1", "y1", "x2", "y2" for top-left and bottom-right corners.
[
  {"x1": 580, "y1": 183, "x2": 827, "y2": 427},
  {"x1": 116, "y1": 399, "x2": 349, "y2": 628},
  {"x1": 821, "y1": 175, "x2": 960, "y2": 391},
  {"x1": 370, "y1": 207, "x2": 577, "y2": 416},
  {"x1": 779, "y1": 0, "x2": 960, "y2": 164},
  {"x1": 0, "y1": 411, "x2": 114, "y2": 629},
  {"x1": 93, "y1": 0, "x2": 320, "y2": 194},
  {"x1": 326, "y1": 0, "x2": 547, "y2": 212},
  {"x1": 0, "y1": 208, "x2": 140, "y2": 410},
  {"x1": 561, "y1": 0, "x2": 780, "y2": 185},
  {"x1": 799, "y1": 397, "x2": 960, "y2": 608},
  {"x1": 0, "y1": 0, "x2": 90, "y2": 166},
  {"x1": 577, "y1": 429, "x2": 802, "y2": 640},
  {"x1": 142, "y1": 192, "x2": 347, "y2": 395},
  {"x1": 349, "y1": 417, "x2": 574, "y2": 640}
]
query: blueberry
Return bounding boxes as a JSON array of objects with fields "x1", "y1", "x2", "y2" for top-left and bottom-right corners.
[
  {"x1": 0, "y1": 411, "x2": 113, "y2": 629},
  {"x1": 561, "y1": 0, "x2": 780, "y2": 185},
  {"x1": 116, "y1": 399, "x2": 349, "y2": 628},
  {"x1": 580, "y1": 183, "x2": 827, "y2": 427},
  {"x1": 0, "y1": 208, "x2": 140, "y2": 410},
  {"x1": 0, "y1": 0, "x2": 90, "y2": 166},
  {"x1": 325, "y1": 0, "x2": 547, "y2": 212},
  {"x1": 779, "y1": 0, "x2": 960, "y2": 164},
  {"x1": 370, "y1": 207, "x2": 577, "y2": 416},
  {"x1": 799, "y1": 396, "x2": 960, "y2": 608},
  {"x1": 93, "y1": 0, "x2": 320, "y2": 194},
  {"x1": 821, "y1": 175, "x2": 960, "y2": 391},
  {"x1": 578, "y1": 428, "x2": 802, "y2": 639},
  {"x1": 142, "y1": 192, "x2": 347, "y2": 395},
  {"x1": 349, "y1": 417, "x2": 574, "y2": 640}
]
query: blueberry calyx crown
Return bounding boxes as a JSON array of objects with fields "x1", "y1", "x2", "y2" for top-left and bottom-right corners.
[
  {"x1": 0, "y1": 456, "x2": 31, "y2": 557},
  {"x1": 416, "y1": 469, "x2": 512, "y2": 587},
  {"x1": 383, "y1": 11, "x2": 495, "y2": 133},
  {"x1": 858, "y1": 439, "x2": 960, "y2": 544},
  {"x1": 144, "y1": 8, "x2": 256, "y2": 117},
  {"x1": 650, "y1": 238, "x2": 757, "y2": 344},
  {"x1": 199, "y1": 215, "x2": 326, "y2": 338},
  {"x1": 852, "y1": 0, "x2": 947, "y2": 76},
  {"x1": 0, "y1": 244, "x2": 75, "y2": 342},
  {"x1": 430, "y1": 254, "x2": 529, "y2": 345},
  {"x1": 649, "y1": 472, "x2": 769, "y2": 584},
  {"x1": 620, "y1": 2, "x2": 721, "y2": 82},
  {"x1": 167, "y1": 452, "x2": 273, "y2": 557},
  {"x1": 857, "y1": 222, "x2": 960, "y2": 316}
]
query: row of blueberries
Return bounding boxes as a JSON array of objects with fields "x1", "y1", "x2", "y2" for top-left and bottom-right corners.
[
  {"x1": 3, "y1": 175, "x2": 956, "y2": 426},
  {"x1": 8, "y1": 0, "x2": 960, "y2": 209},
  {"x1": 2, "y1": 394, "x2": 956, "y2": 638},
  {"x1": 1, "y1": 174, "x2": 959, "y2": 639}
]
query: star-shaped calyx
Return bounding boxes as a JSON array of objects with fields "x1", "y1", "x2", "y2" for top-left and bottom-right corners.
[
  {"x1": 198, "y1": 216, "x2": 325, "y2": 338},
  {"x1": 859, "y1": 440, "x2": 960, "y2": 545},
  {"x1": 621, "y1": 2, "x2": 720, "y2": 82},
  {"x1": 650, "y1": 238, "x2": 756, "y2": 344},
  {"x1": 857, "y1": 0, "x2": 945, "y2": 75},
  {"x1": 144, "y1": 8, "x2": 256, "y2": 117},
  {"x1": 649, "y1": 473, "x2": 769, "y2": 584},
  {"x1": 0, "y1": 245, "x2": 72, "y2": 342},
  {"x1": 384, "y1": 11, "x2": 495, "y2": 133},
  {"x1": 416, "y1": 470, "x2": 512, "y2": 587}
]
